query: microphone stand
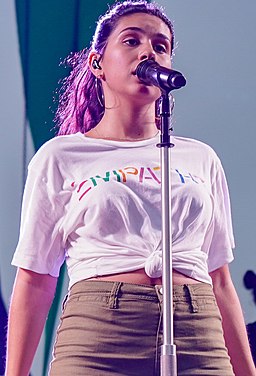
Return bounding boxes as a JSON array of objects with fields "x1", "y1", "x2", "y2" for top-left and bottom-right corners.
[
  {"x1": 134, "y1": 58, "x2": 186, "y2": 374},
  {"x1": 157, "y1": 89, "x2": 177, "y2": 376}
]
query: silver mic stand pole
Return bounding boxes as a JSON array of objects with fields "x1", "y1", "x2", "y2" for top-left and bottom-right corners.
[
  {"x1": 157, "y1": 90, "x2": 176, "y2": 376},
  {"x1": 134, "y1": 58, "x2": 186, "y2": 375}
]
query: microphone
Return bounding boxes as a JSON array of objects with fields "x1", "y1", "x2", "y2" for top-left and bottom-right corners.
[{"x1": 135, "y1": 59, "x2": 186, "y2": 91}]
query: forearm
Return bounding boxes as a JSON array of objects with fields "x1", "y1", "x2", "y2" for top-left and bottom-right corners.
[
  {"x1": 6, "y1": 268, "x2": 57, "y2": 376},
  {"x1": 211, "y1": 266, "x2": 256, "y2": 376}
]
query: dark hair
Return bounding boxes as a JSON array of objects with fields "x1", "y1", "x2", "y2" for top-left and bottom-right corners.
[
  {"x1": 244, "y1": 270, "x2": 256, "y2": 304},
  {"x1": 55, "y1": 1, "x2": 175, "y2": 135}
]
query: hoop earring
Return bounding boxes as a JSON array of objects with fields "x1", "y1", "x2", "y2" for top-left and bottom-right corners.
[{"x1": 95, "y1": 77, "x2": 105, "y2": 108}]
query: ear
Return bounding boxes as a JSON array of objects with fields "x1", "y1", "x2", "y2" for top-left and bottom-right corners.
[{"x1": 88, "y1": 51, "x2": 103, "y2": 77}]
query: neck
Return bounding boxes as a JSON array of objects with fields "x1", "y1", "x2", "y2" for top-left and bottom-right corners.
[{"x1": 93, "y1": 101, "x2": 158, "y2": 141}]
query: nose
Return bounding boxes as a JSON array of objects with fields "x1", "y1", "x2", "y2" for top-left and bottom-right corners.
[{"x1": 138, "y1": 42, "x2": 156, "y2": 62}]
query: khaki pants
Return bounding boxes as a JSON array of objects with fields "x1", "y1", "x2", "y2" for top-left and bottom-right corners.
[{"x1": 49, "y1": 280, "x2": 234, "y2": 376}]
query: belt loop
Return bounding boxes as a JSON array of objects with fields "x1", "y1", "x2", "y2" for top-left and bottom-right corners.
[
  {"x1": 154, "y1": 285, "x2": 163, "y2": 305},
  {"x1": 108, "y1": 282, "x2": 122, "y2": 309},
  {"x1": 185, "y1": 284, "x2": 199, "y2": 313}
]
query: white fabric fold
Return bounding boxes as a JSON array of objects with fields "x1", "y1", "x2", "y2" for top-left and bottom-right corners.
[{"x1": 144, "y1": 249, "x2": 162, "y2": 278}]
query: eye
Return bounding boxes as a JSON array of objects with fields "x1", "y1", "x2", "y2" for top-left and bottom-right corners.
[
  {"x1": 154, "y1": 43, "x2": 168, "y2": 54},
  {"x1": 123, "y1": 38, "x2": 140, "y2": 47}
]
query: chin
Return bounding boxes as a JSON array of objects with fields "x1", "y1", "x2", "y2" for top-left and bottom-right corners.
[{"x1": 133, "y1": 85, "x2": 160, "y2": 101}]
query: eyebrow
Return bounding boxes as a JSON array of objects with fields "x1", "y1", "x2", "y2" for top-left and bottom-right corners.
[{"x1": 119, "y1": 27, "x2": 171, "y2": 43}]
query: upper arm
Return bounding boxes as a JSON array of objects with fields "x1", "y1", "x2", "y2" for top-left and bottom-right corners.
[
  {"x1": 15, "y1": 268, "x2": 58, "y2": 297},
  {"x1": 209, "y1": 264, "x2": 239, "y2": 307},
  {"x1": 209, "y1": 264, "x2": 233, "y2": 289}
]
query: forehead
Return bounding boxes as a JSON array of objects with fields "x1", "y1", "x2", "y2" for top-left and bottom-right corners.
[{"x1": 111, "y1": 13, "x2": 172, "y2": 39}]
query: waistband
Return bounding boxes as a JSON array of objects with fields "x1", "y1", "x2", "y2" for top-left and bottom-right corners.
[{"x1": 69, "y1": 279, "x2": 214, "y2": 301}]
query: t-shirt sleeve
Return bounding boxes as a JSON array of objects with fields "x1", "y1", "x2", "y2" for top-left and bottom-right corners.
[
  {"x1": 12, "y1": 144, "x2": 69, "y2": 277},
  {"x1": 206, "y1": 155, "x2": 235, "y2": 272}
]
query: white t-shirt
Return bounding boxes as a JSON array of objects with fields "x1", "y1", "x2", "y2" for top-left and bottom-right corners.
[{"x1": 12, "y1": 132, "x2": 234, "y2": 288}]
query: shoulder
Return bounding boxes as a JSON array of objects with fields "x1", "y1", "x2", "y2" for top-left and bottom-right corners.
[
  {"x1": 33, "y1": 132, "x2": 84, "y2": 156},
  {"x1": 28, "y1": 133, "x2": 84, "y2": 170},
  {"x1": 173, "y1": 136, "x2": 221, "y2": 165},
  {"x1": 174, "y1": 135, "x2": 217, "y2": 154}
]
